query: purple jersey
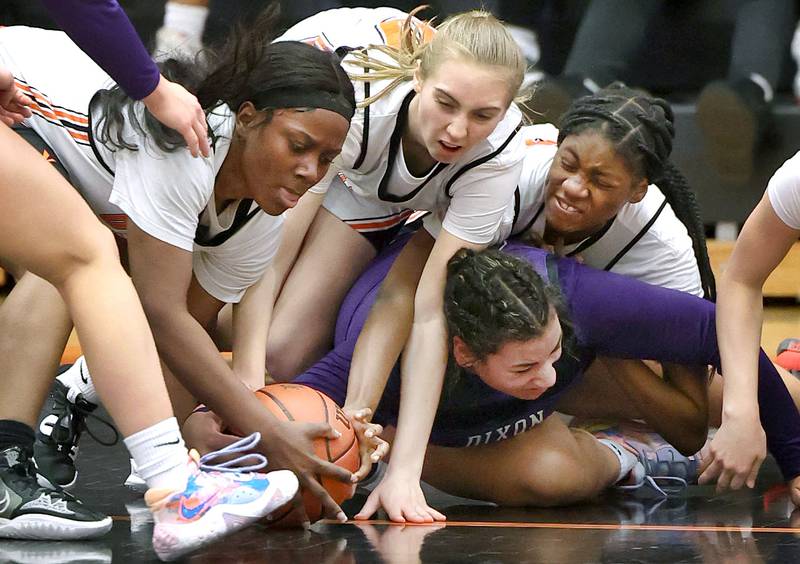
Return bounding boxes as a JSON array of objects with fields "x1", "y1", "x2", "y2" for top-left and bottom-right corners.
[
  {"x1": 41, "y1": 0, "x2": 160, "y2": 100},
  {"x1": 295, "y1": 234, "x2": 800, "y2": 481}
]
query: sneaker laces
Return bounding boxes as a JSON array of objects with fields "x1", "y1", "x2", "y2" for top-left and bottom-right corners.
[
  {"x1": 618, "y1": 475, "x2": 689, "y2": 499},
  {"x1": 198, "y1": 432, "x2": 267, "y2": 473},
  {"x1": 51, "y1": 397, "x2": 119, "y2": 449}
]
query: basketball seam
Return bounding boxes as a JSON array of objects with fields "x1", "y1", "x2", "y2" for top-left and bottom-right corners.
[
  {"x1": 257, "y1": 390, "x2": 295, "y2": 421},
  {"x1": 314, "y1": 389, "x2": 335, "y2": 462}
]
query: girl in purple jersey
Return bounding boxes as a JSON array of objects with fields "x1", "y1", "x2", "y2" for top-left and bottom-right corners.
[{"x1": 285, "y1": 232, "x2": 800, "y2": 513}]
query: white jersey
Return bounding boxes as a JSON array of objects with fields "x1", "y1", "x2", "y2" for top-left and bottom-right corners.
[
  {"x1": 767, "y1": 151, "x2": 800, "y2": 230},
  {"x1": 279, "y1": 8, "x2": 525, "y2": 245},
  {"x1": 0, "y1": 26, "x2": 283, "y2": 303},
  {"x1": 495, "y1": 124, "x2": 703, "y2": 297}
]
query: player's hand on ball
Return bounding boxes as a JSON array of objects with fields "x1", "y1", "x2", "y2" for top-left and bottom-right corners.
[
  {"x1": 344, "y1": 407, "x2": 389, "y2": 481},
  {"x1": 266, "y1": 419, "x2": 352, "y2": 522}
]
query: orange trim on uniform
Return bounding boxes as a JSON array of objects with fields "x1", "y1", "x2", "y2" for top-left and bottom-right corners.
[
  {"x1": 346, "y1": 209, "x2": 413, "y2": 231},
  {"x1": 376, "y1": 16, "x2": 435, "y2": 49},
  {"x1": 16, "y1": 82, "x2": 88, "y2": 125}
]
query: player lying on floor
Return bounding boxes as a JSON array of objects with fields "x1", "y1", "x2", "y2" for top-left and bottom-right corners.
[{"x1": 186, "y1": 231, "x2": 800, "y2": 519}]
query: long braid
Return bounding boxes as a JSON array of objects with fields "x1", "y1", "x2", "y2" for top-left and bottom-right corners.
[
  {"x1": 559, "y1": 83, "x2": 715, "y2": 300},
  {"x1": 659, "y1": 162, "x2": 716, "y2": 300}
]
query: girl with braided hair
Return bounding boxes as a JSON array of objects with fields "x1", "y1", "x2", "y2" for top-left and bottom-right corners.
[
  {"x1": 495, "y1": 84, "x2": 776, "y2": 498},
  {"x1": 271, "y1": 231, "x2": 800, "y2": 513},
  {"x1": 499, "y1": 83, "x2": 714, "y2": 300},
  {"x1": 1, "y1": 3, "x2": 359, "y2": 522}
]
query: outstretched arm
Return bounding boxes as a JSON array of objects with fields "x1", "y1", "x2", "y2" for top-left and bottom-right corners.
[
  {"x1": 355, "y1": 229, "x2": 482, "y2": 523},
  {"x1": 713, "y1": 192, "x2": 798, "y2": 490},
  {"x1": 231, "y1": 266, "x2": 276, "y2": 390},
  {"x1": 126, "y1": 221, "x2": 353, "y2": 521},
  {"x1": 344, "y1": 229, "x2": 433, "y2": 419}
]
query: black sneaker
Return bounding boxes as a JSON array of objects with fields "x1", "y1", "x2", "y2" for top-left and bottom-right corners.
[
  {"x1": 0, "y1": 446, "x2": 112, "y2": 539},
  {"x1": 34, "y1": 377, "x2": 117, "y2": 491}
]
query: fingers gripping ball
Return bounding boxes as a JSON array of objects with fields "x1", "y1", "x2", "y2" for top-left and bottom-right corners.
[{"x1": 256, "y1": 383, "x2": 359, "y2": 523}]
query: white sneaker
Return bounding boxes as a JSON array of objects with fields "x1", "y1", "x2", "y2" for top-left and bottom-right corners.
[
  {"x1": 124, "y1": 458, "x2": 147, "y2": 493},
  {"x1": 146, "y1": 433, "x2": 299, "y2": 561}
]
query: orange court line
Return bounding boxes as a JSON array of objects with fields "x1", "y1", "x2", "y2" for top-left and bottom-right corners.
[
  {"x1": 108, "y1": 515, "x2": 800, "y2": 534},
  {"x1": 322, "y1": 519, "x2": 800, "y2": 534}
]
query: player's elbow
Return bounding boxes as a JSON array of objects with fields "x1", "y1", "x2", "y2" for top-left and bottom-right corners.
[{"x1": 673, "y1": 417, "x2": 709, "y2": 456}]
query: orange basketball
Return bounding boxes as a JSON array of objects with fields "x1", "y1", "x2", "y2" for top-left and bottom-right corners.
[{"x1": 254, "y1": 383, "x2": 358, "y2": 523}]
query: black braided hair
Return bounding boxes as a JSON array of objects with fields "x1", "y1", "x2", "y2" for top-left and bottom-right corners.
[
  {"x1": 559, "y1": 83, "x2": 716, "y2": 301},
  {"x1": 442, "y1": 248, "x2": 572, "y2": 397},
  {"x1": 658, "y1": 161, "x2": 716, "y2": 300},
  {"x1": 93, "y1": 3, "x2": 355, "y2": 154}
]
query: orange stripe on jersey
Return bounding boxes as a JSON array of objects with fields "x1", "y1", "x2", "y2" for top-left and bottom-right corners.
[
  {"x1": 525, "y1": 138, "x2": 557, "y2": 146},
  {"x1": 314, "y1": 35, "x2": 331, "y2": 51},
  {"x1": 376, "y1": 16, "x2": 435, "y2": 49},
  {"x1": 15, "y1": 83, "x2": 88, "y2": 125},
  {"x1": 347, "y1": 209, "x2": 413, "y2": 231},
  {"x1": 68, "y1": 130, "x2": 89, "y2": 142},
  {"x1": 28, "y1": 100, "x2": 89, "y2": 142}
]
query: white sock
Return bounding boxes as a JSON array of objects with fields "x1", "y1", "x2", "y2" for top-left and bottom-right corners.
[
  {"x1": 598, "y1": 438, "x2": 638, "y2": 483},
  {"x1": 123, "y1": 417, "x2": 191, "y2": 491},
  {"x1": 163, "y1": 2, "x2": 209, "y2": 40},
  {"x1": 56, "y1": 356, "x2": 99, "y2": 405}
]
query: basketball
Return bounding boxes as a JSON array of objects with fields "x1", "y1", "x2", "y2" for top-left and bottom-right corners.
[{"x1": 254, "y1": 383, "x2": 359, "y2": 523}]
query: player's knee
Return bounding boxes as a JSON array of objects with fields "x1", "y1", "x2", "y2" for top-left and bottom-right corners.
[
  {"x1": 50, "y1": 226, "x2": 119, "y2": 286},
  {"x1": 265, "y1": 335, "x2": 313, "y2": 381},
  {"x1": 517, "y1": 447, "x2": 589, "y2": 506},
  {"x1": 74, "y1": 226, "x2": 119, "y2": 269}
]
